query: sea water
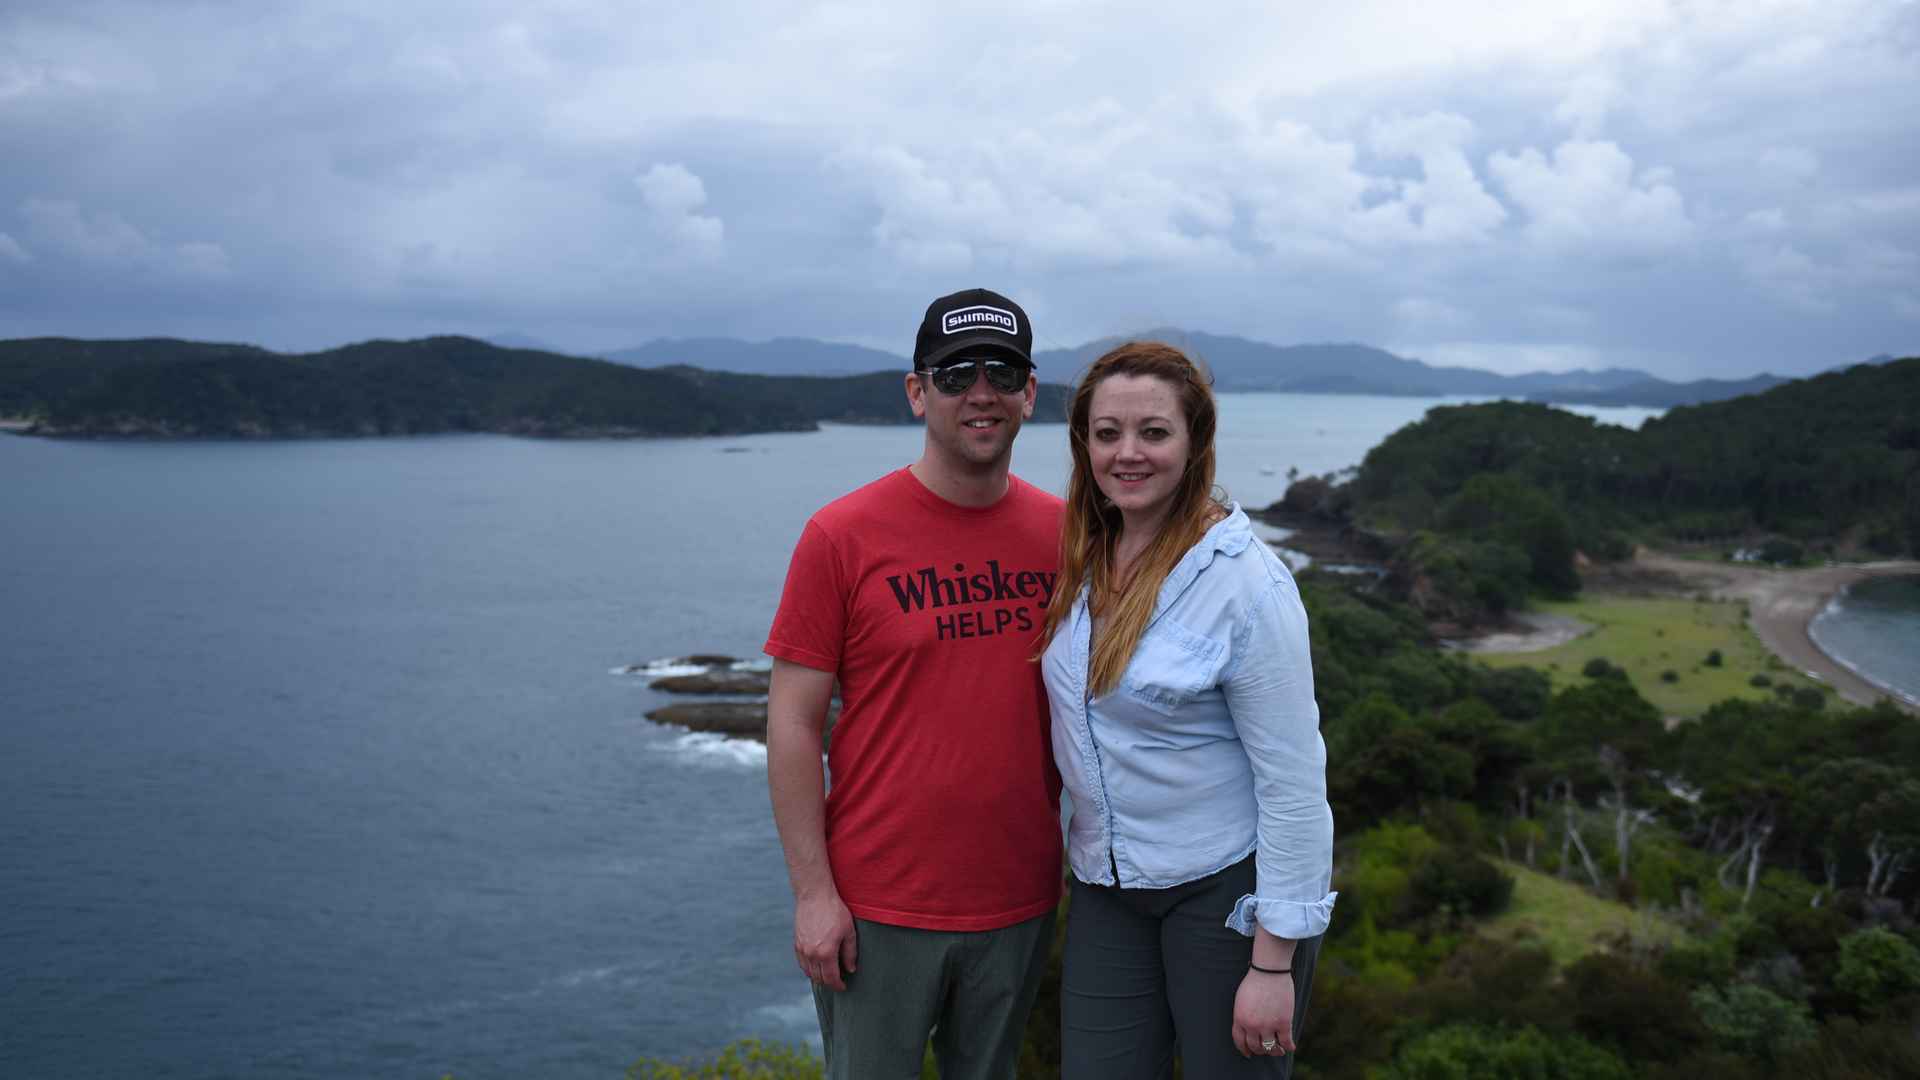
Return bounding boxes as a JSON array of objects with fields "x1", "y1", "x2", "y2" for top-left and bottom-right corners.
[{"x1": 1811, "y1": 575, "x2": 1920, "y2": 706}]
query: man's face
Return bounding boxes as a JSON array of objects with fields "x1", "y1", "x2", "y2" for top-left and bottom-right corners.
[{"x1": 905, "y1": 354, "x2": 1038, "y2": 470}]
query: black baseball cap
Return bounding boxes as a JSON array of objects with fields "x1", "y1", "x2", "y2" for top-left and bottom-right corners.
[{"x1": 913, "y1": 288, "x2": 1034, "y2": 369}]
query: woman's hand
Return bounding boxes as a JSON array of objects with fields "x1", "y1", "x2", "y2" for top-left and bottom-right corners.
[{"x1": 1231, "y1": 968, "x2": 1296, "y2": 1058}]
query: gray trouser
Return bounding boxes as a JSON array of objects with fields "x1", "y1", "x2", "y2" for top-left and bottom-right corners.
[
  {"x1": 1061, "y1": 858, "x2": 1322, "y2": 1079},
  {"x1": 811, "y1": 911, "x2": 1055, "y2": 1080}
]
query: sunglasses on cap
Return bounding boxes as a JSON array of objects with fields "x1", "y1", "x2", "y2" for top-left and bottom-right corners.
[{"x1": 917, "y1": 356, "x2": 1033, "y2": 396}]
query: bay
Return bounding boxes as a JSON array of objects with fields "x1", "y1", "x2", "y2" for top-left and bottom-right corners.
[
  {"x1": 1811, "y1": 575, "x2": 1920, "y2": 706},
  {"x1": 0, "y1": 393, "x2": 1689, "y2": 1079}
]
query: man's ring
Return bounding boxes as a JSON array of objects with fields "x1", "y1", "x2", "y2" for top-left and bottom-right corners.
[{"x1": 1262, "y1": 1037, "x2": 1277, "y2": 1052}]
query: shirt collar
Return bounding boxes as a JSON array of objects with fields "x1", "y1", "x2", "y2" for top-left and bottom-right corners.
[{"x1": 1150, "y1": 502, "x2": 1252, "y2": 623}]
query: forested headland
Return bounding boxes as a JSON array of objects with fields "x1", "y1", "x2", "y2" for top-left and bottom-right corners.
[
  {"x1": 0, "y1": 336, "x2": 1070, "y2": 438},
  {"x1": 1272, "y1": 357, "x2": 1920, "y2": 630}
]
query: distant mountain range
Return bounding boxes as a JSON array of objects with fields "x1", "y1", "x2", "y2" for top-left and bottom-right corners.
[{"x1": 580, "y1": 329, "x2": 1848, "y2": 408}]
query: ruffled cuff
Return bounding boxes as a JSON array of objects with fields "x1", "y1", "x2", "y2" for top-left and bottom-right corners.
[{"x1": 1225, "y1": 891, "x2": 1338, "y2": 939}]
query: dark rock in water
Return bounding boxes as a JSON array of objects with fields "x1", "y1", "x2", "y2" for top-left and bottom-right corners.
[
  {"x1": 681, "y1": 653, "x2": 737, "y2": 666},
  {"x1": 646, "y1": 699, "x2": 842, "y2": 744},
  {"x1": 647, "y1": 702, "x2": 769, "y2": 741},
  {"x1": 650, "y1": 669, "x2": 771, "y2": 694}
]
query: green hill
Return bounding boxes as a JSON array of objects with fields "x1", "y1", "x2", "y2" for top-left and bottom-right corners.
[
  {"x1": 1277, "y1": 357, "x2": 1919, "y2": 627},
  {"x1": 0, "y1": 336, "x2": 1073, "y2": 438}
]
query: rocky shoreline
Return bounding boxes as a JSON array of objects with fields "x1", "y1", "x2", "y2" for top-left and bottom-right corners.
[{"x1": 628, "y1": 656, "x2": 839, "y2": 743}]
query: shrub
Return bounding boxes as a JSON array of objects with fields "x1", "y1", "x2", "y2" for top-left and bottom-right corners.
[
  {"x1": 1381, "y1": 1024, "x2": 1630, "y2": 1080},
  {"x1": 1758, "y1": 538, "x2": 1805, "y2": 565},
  {"x1": 1562, "y1": 953, "x2": 1708, "y2": 1062},
  {"x1": 1661, "y1": 928, "x2": 1740, "y2": 987},
  {"x1": 1583, "y1": 657, "x2": 1615, "y2": 679},
  {"x1": 1690, "y1": 984, "x2": 1817, "y2": 1063},
  {"x1": 1791, "y1": 687, "x2": 1826, "y2": 711},
  {"x1": 1834, "y1": 927, "x2": 1920, "y2": 1017},
  {"x1": 1748, "y1": 674, "x2": 1772, "y2": 688},
  {"x1": 1705, "y1": 649, "x2": 1723, "y2": 667},
  {"x1": 628, "y1": 1039, "x2": 827, "y2": 1080},
  {"x1": 1473, "y1": 666, "x2": 1551, "y2": 722},
  {"x1": 1661, "y1": 669, "x2": 1679, "y2": 683},
  {"x1": 1407, "y1": 847, "x2": 1516, "y2": 920},
  {"x1": 1777, "y1": 1015, "x2": 1920, "y2": 1078}
]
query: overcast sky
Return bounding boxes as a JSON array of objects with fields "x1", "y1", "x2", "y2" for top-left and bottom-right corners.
[{"x1": 2, "y1": 0, "x2": 1916, "y2": 378}]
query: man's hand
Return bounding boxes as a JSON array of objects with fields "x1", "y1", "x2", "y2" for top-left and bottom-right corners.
[
  {"x1": 794, "y1": 889, "x2": 858, "y2": 991},
  {"x1": 1231, "y1": 969, "x2": 1296, "y2": 1059}
]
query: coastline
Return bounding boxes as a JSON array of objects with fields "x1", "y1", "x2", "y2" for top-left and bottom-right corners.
[{"x1": 1632, "y1": 551, "x2": 1920, "y2": 712}]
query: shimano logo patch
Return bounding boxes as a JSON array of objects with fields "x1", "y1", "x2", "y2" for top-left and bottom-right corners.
[{"x1": 942, "y1": 305, "x2": 1018, "y2": 336}]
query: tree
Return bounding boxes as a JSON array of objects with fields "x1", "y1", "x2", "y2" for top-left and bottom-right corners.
[
  {"x1": 1689, "y1": 984, "x2": 1817, "y2": 1063},
  {"x1": 1541, "y1": 679, "x2": 1667, "y2": 888},
  {"x1": 1801, "y1": 759, "x2": 1920, "y2": 900},
  {"x1": 1382, "y1": 1024, "x2": 1629, "y2": 1080},
  {"x1": 1834, "y1": 927, "x2": 1920, "y2": 1017}
]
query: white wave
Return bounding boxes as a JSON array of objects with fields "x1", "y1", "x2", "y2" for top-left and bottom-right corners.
[
  {"x1": 547, "y1": 965, "x2": 623, "y2": 990},
  {"x1": 656, "y1": 731, "x2": 768, "y2": 768},
  {"x1": 1261, "y1": 540, "x2": 1311, "y2": 572},
  {"x1": 749, "y1": 990, "x2": 823, "y2": 1050},
  {"x1": 611, "y1": 658, "x2": 717, "y2": 678},
  {"x1": 730, "y1": 658, "x2": 773, "y2": 672},
  {"x1": 1250, "y1": 522, "x2": 1295, "y2": 543}
]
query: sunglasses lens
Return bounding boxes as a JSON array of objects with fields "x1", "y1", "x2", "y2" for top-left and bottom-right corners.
[
  {"x1": 931, "y1": 365, "x2": 977, "y2": 394},
  {"x1": 984, "y1": 361, "x2": 1029, "y2": 393},
  {"x1": 925, "y1": 357, "x2": 1030, "y2": 395}
]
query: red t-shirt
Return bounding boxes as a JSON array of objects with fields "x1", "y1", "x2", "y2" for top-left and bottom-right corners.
[{"x1": 765, "y1": 467, "x2": 1065, "y2": 931}]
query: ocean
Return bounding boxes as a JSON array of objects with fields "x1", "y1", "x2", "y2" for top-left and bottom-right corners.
[
  {"x1": 4, "y1": 393, "x2": 1907, "y2": 1078},
  {"x1": 1811, "y1": 574, "x2": 1920, "y2": 706}
]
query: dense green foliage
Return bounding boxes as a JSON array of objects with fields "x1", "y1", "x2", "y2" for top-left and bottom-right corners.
[
  {"x1": 1307, "y1": 358, "x2": 1920, "y2": 623},
  {"x1": 0, "y1": 336, "x2": 1071, "y2": 437},
  {"x1": 1352, "y1": 359, "x2": 1919, "y2": 555}
]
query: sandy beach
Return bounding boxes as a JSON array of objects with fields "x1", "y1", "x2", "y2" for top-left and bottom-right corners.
[{"x1": 1633, "y1": 551, "x2": 1920, "y2": 710}]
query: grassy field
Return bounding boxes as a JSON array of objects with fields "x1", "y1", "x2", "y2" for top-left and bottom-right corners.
[
  {"x1": 1474, "y1": 594, "x2": 1829, "y2": 717},
  {"x1": 1482, "y1": 861, "x2": 1686, "y2": 966}
]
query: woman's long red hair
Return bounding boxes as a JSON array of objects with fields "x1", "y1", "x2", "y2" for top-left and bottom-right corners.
[{"x1": 1041, "y1": 341, "x2": 1220, "y2": 696}]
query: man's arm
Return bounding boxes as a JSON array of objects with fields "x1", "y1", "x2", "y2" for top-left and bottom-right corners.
[{"x1": 766, "y1": 657, "x2": 857, "y2": 991}]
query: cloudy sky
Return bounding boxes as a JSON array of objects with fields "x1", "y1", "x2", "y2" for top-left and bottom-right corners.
[{"x1": 2, "y1": 0, "x2": 1916, "y2": 378}]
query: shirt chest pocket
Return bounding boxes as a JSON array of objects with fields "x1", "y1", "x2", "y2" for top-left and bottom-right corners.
[{"x1": 1120, "y1": 620, "x2": 1228, "y2": 715}]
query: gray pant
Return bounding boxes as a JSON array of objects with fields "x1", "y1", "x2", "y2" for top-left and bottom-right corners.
[
  {"x1": 1061, "y1": 858, "x2": 1322, "y2": 1079},
  {"x1": 811, "y1": 911, "x2": 1055, "y2": 1080}
]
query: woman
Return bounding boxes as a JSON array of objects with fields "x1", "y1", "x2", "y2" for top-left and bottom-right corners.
[{"x1": 1040, "y1": 341, "x2": 1336, "y2": 1078}]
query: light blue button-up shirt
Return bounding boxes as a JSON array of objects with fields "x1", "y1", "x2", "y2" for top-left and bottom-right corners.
[{"x1": 1042, "y1": 505, "x2": 1337, "y2": 940}]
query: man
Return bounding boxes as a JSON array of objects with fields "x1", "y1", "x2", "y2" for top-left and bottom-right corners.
[{"x1": 764, "y1": 288, "x2": 1065, "y2": 1080}]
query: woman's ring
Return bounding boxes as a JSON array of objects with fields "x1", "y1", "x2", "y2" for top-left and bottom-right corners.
[{"x1": 1261, "y1": 1036, "x2": 1277, "y2": 1052}]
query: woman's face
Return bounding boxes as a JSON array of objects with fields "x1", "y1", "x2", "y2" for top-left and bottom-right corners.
[{"x1": 1086, "y1": 373, "x2": 1190, "y2": 528}]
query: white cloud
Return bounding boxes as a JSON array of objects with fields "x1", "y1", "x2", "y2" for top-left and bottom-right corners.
[
  {"x1": 1552, "y1": 72, "x2": 1619, "y2": 138},
  {"x1": 0, "y1": 231, "x2": 30, "y2": 263},
  {"x1": 1392, "y1": 296, "x2": 1471, "y2": 332},
  {"x1": 0, "y1": 0, "x2": 1914, "y2": 376},
  {"x1": 1358, "y1": 113, "x2": 1508, "y2": 247},
  {"x1": 1414, "y1": 341, "x2": 1613, "y2": 375},
  {"x1": 17, "y1": 198, "x2": 229, "y2": 278},
  {"x1": 635, "y1": 163, "x2": 724, "y2": 262},
  {"x1": 1741, "y1": 243, "x2": 1837, "y2": 313},
  {"x1": 1486, "y1": 140, "x2": 1693, "y2": 253}
]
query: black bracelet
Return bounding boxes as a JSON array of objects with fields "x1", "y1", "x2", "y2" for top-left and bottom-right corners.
[{"x1": 1248, "y1": 962, "x2": 1292, "y2": 975}]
